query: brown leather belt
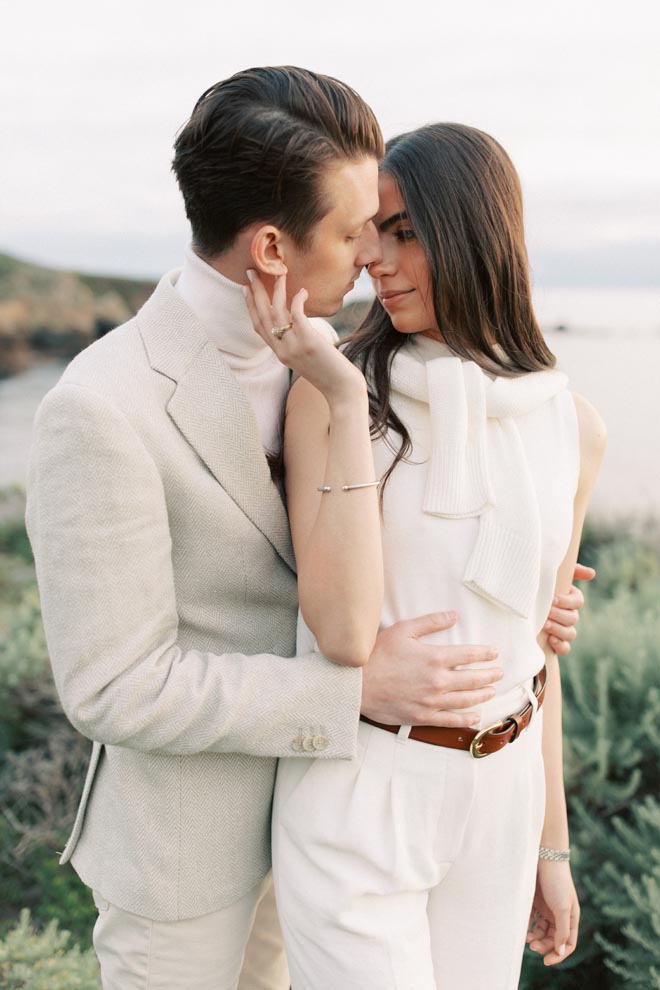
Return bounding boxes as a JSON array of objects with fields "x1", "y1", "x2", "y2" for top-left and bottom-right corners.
[{"x1": 360, "y1": 665, "x2": 547, "y2": 759}]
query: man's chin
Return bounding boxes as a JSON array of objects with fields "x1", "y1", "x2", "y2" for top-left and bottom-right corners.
[{"x1": 305, "y1": 299, "x2": 343, "y2": 319}]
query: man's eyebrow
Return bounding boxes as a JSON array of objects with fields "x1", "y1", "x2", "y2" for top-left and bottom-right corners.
[
  {"x1": 379, "y1": 211, "x2": 408, "y2": 232},
  {"x1": 349, "y1": 211, "x2": 379, "y2": 232}
]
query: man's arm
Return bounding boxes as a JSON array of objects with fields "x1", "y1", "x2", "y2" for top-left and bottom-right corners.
[{"x1": 26, "y1": 383, "x2": 361, "y2": 759}]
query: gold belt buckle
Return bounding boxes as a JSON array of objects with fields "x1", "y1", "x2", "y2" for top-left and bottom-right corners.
[{"x1": 470, "y1": 719, "x2": 505, "y2": 759}]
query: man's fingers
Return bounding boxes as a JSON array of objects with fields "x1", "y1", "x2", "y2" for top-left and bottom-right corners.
[
  {"x1": 421, "y1": 709, "x2": 482, "y2": 728},
  {"x1": 547, "y1": 605, "x2": 579, "y2": 626},
  {"x1": 429, "y1": 686, "x2": 501, "y2": 711},
  {"x1": 553, "y1": 586, "x2": 584, "y2": 610},
  {"x1": 402, "y1": 610, "x2": 459, "y2": 638},
  {"x1": 544, "y1": 621, "x2": 576, "y2": 642},
  {"x1": 435, "y1": 644, "x2": 500, "y2": 666},
  {"x1": 439, "y1": 667, "x2": 504, "y2": 692},
  {"x1": 573, "y1": 562, "x2": 596, "y2": 581}
]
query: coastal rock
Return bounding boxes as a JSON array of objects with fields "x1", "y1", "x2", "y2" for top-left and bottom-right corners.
[{"x1": 0, "y1": 252, "x2": 154, "y2": 377}]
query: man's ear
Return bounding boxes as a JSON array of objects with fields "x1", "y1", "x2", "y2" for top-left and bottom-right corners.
[{"x1": 250, "y1": 225, "x2": 288, "y2": 277}]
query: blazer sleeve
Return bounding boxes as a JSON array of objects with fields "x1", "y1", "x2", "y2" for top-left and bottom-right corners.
[{"x1": 26, "y1": 383, "x2": 362, "y2": 759}]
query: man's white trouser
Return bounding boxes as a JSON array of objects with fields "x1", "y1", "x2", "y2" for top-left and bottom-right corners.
[
  {"x1": 273, "y1": 678, "x2": 546, "y2": 990},
  {"x1": 92, "y1": 871, "x2": 289, "y2": 990}
]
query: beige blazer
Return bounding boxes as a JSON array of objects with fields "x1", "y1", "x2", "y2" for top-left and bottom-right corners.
[{"x1": 26, "y1": 272, "x2": 361, "y2": 921}]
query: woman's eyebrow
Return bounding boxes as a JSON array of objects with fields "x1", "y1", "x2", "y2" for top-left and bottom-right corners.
[{"x1": 378, "y1": 211, "x2": 408, "y2": 232}]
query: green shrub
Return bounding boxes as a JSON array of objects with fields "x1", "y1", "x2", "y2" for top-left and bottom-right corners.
[
  {"x1": 0, "y1": 501, "x2": 95, "y2": 942},
  {"x1": 521, "y1": 529, "x2": 660, "y2": 989},
  {"x1": 0, "y1": 909, "x2": 100, "y2": 989},
  {"x1": 0, "y1": 519, "x2": 33, "y2": 566},
  {"x1": 588, "y1": 797, "x2": 660, "y2": 988},
  {"x1": 1, "y1": 493, "x2": 660, "y2": 984},
  {"x1": 0, "y1": 585, "x2": 49, "y2": 707},
  {"x1": 0, "y1": 487, "x2": 33, "y2": 565},
  {"x1": 0, "y1": 718, "x2": 95, "y2": 943}
]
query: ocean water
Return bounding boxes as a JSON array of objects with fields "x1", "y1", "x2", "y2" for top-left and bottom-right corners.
[
  {"x1": 532, "y1": 286, "x2": 660, "y2": 338},
  {"x1": 346, "y1": 279, "x2": 660, "y2": 338},
  {"x1": 545, "y1": 329, "x2": 659, "y2": 520},
  {"x1": 1, "y1": 287, "x2": 659, "y2": 517}
]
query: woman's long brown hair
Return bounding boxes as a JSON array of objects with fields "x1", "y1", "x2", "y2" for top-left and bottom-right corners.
[{"x1": 343, "y1": 122, "x2": 556, "y2": 496}]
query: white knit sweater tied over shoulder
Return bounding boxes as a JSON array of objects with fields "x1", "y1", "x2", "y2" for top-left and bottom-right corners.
[{"x1": 389, "y1": 340, "x2": 568, "y2": 619}]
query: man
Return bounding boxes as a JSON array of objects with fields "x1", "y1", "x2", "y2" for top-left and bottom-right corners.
[{"x1": 26, "y1": 67, "x2": 586, "y2": 989}]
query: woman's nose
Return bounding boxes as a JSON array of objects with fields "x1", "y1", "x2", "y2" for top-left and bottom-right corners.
[
  {"x1": 366, "y1": 247, "x2": 395, "y2": 280},
  {"x1": 355, "y1": 222, "x2": 382, "y2": 270}
]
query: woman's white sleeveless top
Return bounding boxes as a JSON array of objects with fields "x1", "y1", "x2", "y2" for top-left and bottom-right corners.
[
  {"x1": 371, "y1": 335, "x2": 580, "y2": 694},
  {"x1": 296, "y1": 334, "x2": 580, "y2": 694}
]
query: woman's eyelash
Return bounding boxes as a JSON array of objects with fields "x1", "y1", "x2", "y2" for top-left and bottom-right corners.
[{"x1": 394, "y1": 229, "x2": 416, "y2": 242}]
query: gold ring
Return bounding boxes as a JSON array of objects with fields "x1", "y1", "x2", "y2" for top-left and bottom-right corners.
[{"x1": 271, "y1": 322, "x2": 293, "y2": 339}]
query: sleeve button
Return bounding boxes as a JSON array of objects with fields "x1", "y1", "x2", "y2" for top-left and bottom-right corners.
[
  {"x1": 302, "y1": 737, "x2": 315, "y2": 752},
  {"x1": 291, "y1": 737, "x2": 304, "y2": 752},
  {"x1": 312, "y1": 735, "x2": 329, "y2": 751}
]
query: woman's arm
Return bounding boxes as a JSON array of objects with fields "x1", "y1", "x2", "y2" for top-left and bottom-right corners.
[
  {"x1": 284, "y1": 376, "x2": 383, "y2": 666},
  {"x1": 527, "y1": 392, "x2": 606, "y2": 966},
  {"x1": 244, "y1": 271, "x2": 383, "y2": 667}
]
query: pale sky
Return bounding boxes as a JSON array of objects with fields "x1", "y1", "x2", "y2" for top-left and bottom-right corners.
[{"x1": 2, "y1": 0, "x2": 658, "y2": 284}]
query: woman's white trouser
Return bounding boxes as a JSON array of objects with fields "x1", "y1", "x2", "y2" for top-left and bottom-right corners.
[{"x1": 272, "y1": 679, "x2": 545, "y2": 990}]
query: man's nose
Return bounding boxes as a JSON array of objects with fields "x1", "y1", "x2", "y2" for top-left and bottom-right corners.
[{"x1": 356, "y1": 221, "x2": 382, "y2": 269}]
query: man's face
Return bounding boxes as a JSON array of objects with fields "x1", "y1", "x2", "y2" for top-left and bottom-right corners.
[{"x1": 282, "y1": 157, "x2": 381, "y2": 317}]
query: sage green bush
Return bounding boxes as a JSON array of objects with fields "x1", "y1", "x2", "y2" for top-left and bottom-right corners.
[
  {"x1": 521, "y1": 519, "x2": 660, "y2": 989},
  {"x1": 2, "y1": 490, "x2": 660, "y2": 985},
  {"x1": 0, "y1": 494, "x2": 96, "y2": 942},
  {"x1": 589, "y1": 797, "x2": 660, "y2": 989},
  {"x1": 0, "y1": 910, "x2": 100, "y2": 989}
]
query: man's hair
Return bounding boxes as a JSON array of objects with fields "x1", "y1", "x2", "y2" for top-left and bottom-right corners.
[{"x1": 172, "y1": 66, "x2": 384, "y2": 257}]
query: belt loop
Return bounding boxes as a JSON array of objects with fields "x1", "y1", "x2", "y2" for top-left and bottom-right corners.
[
  {"x1": 523, "y1": 679, "x2": 538, "y2": 721},
  {"x1": 397, "y1": 724, "x2": 412, "y2": 744}
]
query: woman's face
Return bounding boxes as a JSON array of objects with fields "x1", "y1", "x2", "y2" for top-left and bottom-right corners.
[{"x1": 369, "y1": 171, "x2": 440, "y2": 338}]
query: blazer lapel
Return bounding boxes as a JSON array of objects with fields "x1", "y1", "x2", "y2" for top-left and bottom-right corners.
[{"x1": 137, "y1": 272, "x2": 296, "y2": 574}]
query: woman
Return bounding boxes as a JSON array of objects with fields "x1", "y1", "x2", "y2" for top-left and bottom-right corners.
[{"x1": 245, "y1": 123, "x2": 605, "y2": 989}]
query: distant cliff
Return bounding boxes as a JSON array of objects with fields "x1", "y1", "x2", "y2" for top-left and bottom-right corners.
[
  {"x1": 0, "y1": 253, "x2": 155, "y2": 377},
  {"x1": 0, "y1": 251, "x2": 375, "y2": 379}
]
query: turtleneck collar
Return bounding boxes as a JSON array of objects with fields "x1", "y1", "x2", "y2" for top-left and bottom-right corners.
[{"x1": 175, "y1": 244, "x2": 272, "y2": 367}]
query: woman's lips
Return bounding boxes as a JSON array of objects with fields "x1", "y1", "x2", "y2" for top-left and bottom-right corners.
[{"x1": 379, "y1": 289, "x2": 414, "y2": 308}]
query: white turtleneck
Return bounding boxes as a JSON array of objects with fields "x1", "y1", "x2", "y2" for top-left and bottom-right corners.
[{"x1": 175, "y1": 244, "x2": 290, "y2": 456}]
